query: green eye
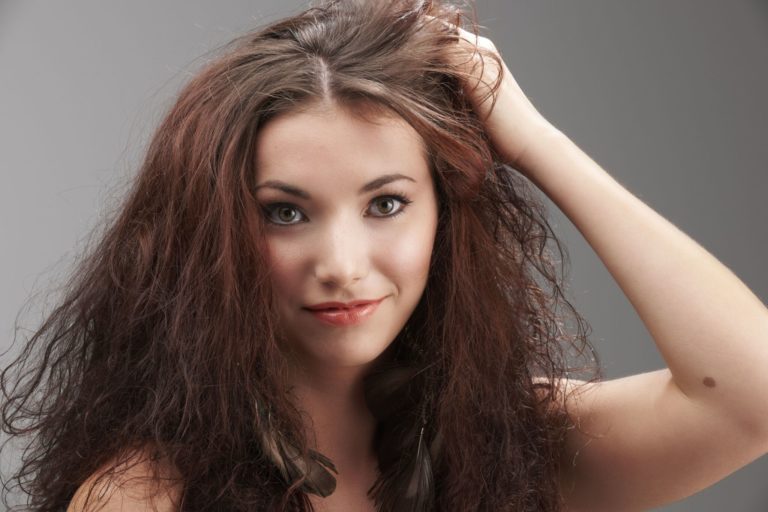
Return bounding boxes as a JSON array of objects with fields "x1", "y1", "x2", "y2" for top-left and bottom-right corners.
[
  {"x1": 276, "y1": 206, "x2": 298, "y2": 222},
  {"x1": 262, "y1": 193, "x2": 413, "y2": 227},
  {"x1": 372, "y1": 197, "x2": 397, "y2": 215},
  {"x1": 263, "y1": 204, "x2": 306, "y2": 225},
  {"x1": 368, "y1": 194, "x2": 413, "y2": 218}
]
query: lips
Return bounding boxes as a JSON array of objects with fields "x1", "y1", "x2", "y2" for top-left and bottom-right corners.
[
  {"x1": 303, "y1": 297, "x2": 385, "y2": 326},
  {"x1": 304, "y1": 297, "x2": 385, "y2": 311}
]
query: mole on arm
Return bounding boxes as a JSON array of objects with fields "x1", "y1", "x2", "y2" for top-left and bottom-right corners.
[{"x1": 702, "y1": 376, "x2": 716, "y2": 388}]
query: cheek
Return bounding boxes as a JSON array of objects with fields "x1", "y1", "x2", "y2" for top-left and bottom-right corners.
[
  {"x1": 265, "y1": 239, "x2": 304, "y2": 296},
  {"x1": 378, "y1": 218, "x2": 436, "y2": 285}
]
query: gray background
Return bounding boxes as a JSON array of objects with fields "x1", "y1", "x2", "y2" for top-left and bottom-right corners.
[{"x1": 1, "y1": 1, "x2": 766, "y2": 510}]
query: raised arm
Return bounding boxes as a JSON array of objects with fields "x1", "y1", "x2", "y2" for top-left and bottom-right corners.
[{"x1": 445, "y1": 20, "x2": 768, "y2": 511}]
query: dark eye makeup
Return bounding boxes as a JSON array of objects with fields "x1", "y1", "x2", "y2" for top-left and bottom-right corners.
[{"x1": 261, "y1": 192, "x2": 413, "y2": 227}]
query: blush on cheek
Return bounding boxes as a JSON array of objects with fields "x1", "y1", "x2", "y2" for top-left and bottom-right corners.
[
  {"x1": 265, "y1": 239, "x2": 301, "y2": 269},
  {"x1": 264, "y1": 240, "x2": 305, "y2": 301},
  {"x1": 388, "y1": 230, "x2": 434, "y2": 283}
]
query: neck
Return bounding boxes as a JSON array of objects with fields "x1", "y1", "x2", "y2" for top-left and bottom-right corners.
[{"x1": 289, "y1": 363, "x2": 379, "y2": 470}]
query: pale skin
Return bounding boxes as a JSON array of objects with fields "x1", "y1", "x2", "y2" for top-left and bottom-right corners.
[
  {"x1": 253, "y1": 102, "x2": 439, "y2": 511},
  {"x1": 68, "y1": 20, "x2": 768, "y2": 512}
]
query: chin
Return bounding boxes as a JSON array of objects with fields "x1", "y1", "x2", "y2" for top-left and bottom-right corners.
[
  {"x1": 321, "y1": 345, "x2": 391, "y2": 369},
  {"x1": 294, "y1": 335, "x2": 394, "y2": 371}
]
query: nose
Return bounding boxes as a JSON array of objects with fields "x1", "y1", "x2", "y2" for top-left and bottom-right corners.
[{"x1": 312, "y1": 218, "x2": 368, "y2": 288}]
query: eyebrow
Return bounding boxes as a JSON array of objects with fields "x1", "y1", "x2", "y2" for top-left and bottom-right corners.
[{"x1": 254, "y1": 173, "x2": 416, "y2": 199}]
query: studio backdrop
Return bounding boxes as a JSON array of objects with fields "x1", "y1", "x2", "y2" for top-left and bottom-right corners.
[{"x1": 1, "y1": 1, "x2": 766, "y2": 510}]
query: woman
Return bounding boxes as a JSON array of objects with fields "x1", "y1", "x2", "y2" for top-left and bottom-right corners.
[{"x1": 2, "y1": 0, "x2": 766, "y2": 511}]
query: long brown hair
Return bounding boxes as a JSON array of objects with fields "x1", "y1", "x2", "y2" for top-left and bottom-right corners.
[{"x1": 1, "y1": 0, "x2": 600, "y2": 510}]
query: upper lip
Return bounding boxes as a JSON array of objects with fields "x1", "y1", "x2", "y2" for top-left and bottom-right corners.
[{"x1": 304, "y1": 297, "x2": 385, "y2": 310}]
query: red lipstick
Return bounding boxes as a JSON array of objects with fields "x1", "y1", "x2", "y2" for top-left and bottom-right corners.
[{"x1": 303, "y1": 297, "x2": 385, "y2": 326}]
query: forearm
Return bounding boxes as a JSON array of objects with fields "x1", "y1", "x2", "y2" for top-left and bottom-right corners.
[{"x1": 514, "y1": 126, "x2": 768, "y2": 435}]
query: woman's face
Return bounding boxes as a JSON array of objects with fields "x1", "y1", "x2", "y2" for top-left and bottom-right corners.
[{"x1": 254, "y1": 102, "x2": 439, "y2": 373}]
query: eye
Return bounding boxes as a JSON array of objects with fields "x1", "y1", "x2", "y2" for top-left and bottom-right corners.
[
  {"x1": 368, "y1": 194, "x2": 413, "y2": 218},
  {"x1": 262, "y1": 193, "x2": 413, "y2": 227},
  {"x1": 262, "y1": 204, "x2": 306, "y2": 226}
]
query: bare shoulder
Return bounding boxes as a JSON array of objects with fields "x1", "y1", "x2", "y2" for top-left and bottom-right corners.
[
  {"x1": 535, "y1": 370, "x2": 768, "y2": 512},
  {"x1": 67, "y1": 446, "x2": 183, "y2": 512}
]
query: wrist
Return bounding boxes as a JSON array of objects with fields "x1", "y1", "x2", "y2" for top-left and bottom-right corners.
[{"x1": 506, "y1": 120, "x2": 568, "y2": 171}]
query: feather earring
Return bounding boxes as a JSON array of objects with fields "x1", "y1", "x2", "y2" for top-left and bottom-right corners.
[
  {"x1": 364, "y1": 362, "x2": 439, "y2": 512},
  {"x1": 255, "y1": 401, "x2": 339, "y2": 497},
  {"x1": 399, "y1": 402, "x2": 436, "y2": 511}
]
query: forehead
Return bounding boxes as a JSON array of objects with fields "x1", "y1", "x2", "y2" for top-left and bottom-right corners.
[{"x1": 254, "y1": 103, "x2": 430, "y2": 183}]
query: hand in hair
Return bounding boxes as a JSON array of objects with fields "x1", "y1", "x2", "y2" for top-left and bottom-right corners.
[{"x1": 434, "y1": 16, "x2": 560, "y2": 168}]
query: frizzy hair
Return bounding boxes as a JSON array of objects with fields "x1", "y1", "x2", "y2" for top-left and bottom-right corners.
[{"x1": 1, "y1": 0, "x2": 601, "y2": 510}]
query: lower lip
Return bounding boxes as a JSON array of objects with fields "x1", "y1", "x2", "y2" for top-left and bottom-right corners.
[{"x1": 305, "y1": 299, "x2": 383, "y2": 326}]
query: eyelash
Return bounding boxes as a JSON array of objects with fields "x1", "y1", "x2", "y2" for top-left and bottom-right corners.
[{"x1": 261, "y1": 192, "x2": 414, "y2": 227}]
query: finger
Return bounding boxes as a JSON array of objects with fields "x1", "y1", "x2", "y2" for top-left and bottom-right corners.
[{"x1": 424, "y1": 14, "x2": 479, "y2": 45}]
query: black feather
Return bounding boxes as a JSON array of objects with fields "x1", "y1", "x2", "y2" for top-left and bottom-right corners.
[{"x1": 365, "y1": 363, "x2": 439, "y2": 512}]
